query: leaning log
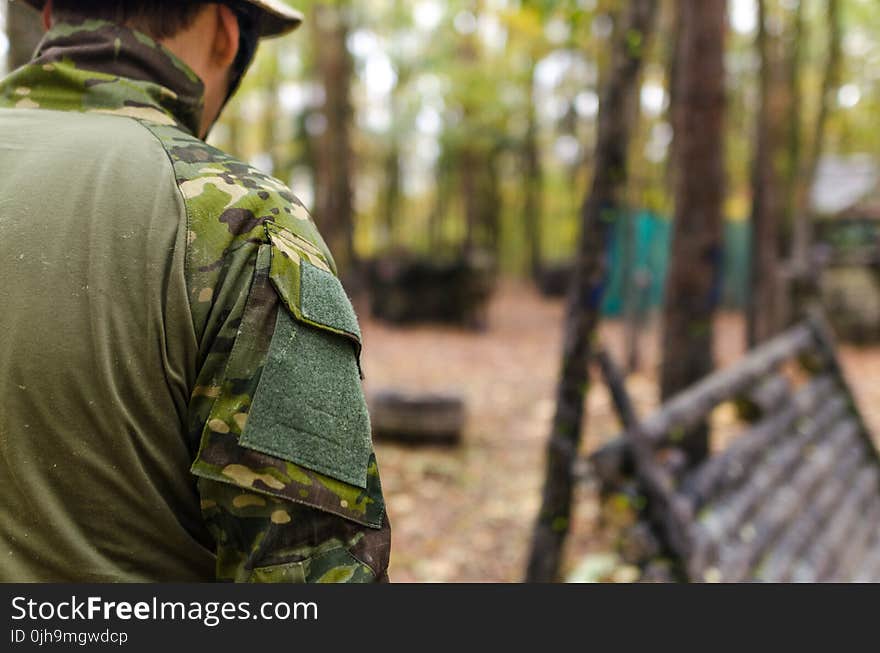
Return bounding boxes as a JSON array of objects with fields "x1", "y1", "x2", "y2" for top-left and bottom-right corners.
[{"x1": 525, "y1": 0, "x2": 659, "y2": 583}]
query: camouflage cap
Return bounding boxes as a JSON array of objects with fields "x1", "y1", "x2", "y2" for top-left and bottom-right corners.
[{"x1": 18, "y1": 0, "x2": 303, "y2": 37}]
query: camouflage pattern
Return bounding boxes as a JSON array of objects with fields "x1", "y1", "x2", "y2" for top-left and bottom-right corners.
[{"x1": 0, "y1": 19, "x2": 389, "y2": 582}]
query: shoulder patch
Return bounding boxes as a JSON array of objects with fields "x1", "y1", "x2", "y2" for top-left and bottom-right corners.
[
  {"x1": 266, "y1": 222, "x2": 361, "y2": 348},
  {"x1": 300, "y1": 261, "x2": 361, "y2": 340},
  {"x1": 238, "y1": 305, "x2": 372, "y2": 488},
  {"x1": 190, "y1": 246, "x2": 383, "y2": 527},
  {"x1": 239, "y1": 232, "x2": 368, "y2": 487}
]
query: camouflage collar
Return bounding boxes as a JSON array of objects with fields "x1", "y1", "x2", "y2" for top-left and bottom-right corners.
[{"x1": 0, "y1": 19, "x2": 205, "y2": 136}]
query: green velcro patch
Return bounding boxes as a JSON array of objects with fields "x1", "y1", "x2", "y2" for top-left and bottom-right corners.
[
  {"x1": 265, "y1": 226, "x2": 361, "y2": 366},
  {"x1": 238, "y1": 306, "x2": 373, "y2": 489},
  {"x1": 300, "y1": 260, "x2": 361, "y2": 340}
]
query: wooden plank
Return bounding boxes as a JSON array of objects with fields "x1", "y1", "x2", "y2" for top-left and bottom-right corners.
[
  {"x1": 621, "y1": 408, "x2": 702, "y2": 561},
  {"x1": 596, "y1": 349, "x2": 639, "y2": 430},
  {"x1": 682, "y1": 377, "x2": 840, "y2": 507},
  {"x1": 683, "y1": 404, "x2": 799, "y2": 505},
  {"x1": 584, "y1": 438, "x2": 633, "y2": 488},
  {"x1": 686, "y1": 404, "x2": 850, "y2": 578},
  {"x1": 833, "y1": 496, "x2": 880, "y2": 582},
  {"x1": 807, "y1": 311, "x2": 880, "y2": 469},
  {"x1": 755, "y1": 444, "x2": 865, "y2": 582},
  {"x1": 637, "y1": 324, "x2": 815, "y2": 445},
  {"x1": 740, "y1": 374, "x2": 792, "y2": 419},
  {"x1": 704, "y1": 420, "x2": 859, "y2": 583},
  {"x1": 791, "y1": 465, "x2": 879, "y2": 582},
  {"x1": 852, "y1": 536, "x2": 880, "y2": 583},
  {"x1": 584, "y1": 350, "x2": 638, "y2": 489},
  {"x1": 694, "y1": 395, "x2": 845, "y2": 539},
  {"x1": 815, "y1": 466, "x2": 880, "y2": 582},
  {"x1": 629, "y1": 437, "x2": 697, "y2": 559},
  {"x1": 575, "y1": 314, "x2": 880, "y2": 584}
]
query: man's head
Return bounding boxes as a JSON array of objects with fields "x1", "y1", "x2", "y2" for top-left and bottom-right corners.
[{"x1": 35, "y1": 0, "x2": 301, "y2": 137}]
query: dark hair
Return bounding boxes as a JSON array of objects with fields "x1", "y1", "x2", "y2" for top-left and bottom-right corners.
[{"x1": 51, "y1": 0, "x2": 207, "y2": 40}]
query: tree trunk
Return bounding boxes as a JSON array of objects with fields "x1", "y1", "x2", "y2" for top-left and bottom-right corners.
[
  {"x1": 659, "y1": 0, "x2": 727, "y2": 464},
  {"x1": 790, "y1": 0, "x2": 841, "y2": 306},
  {"x1": 263, "y1": 47, "x2": 285, "y2": 181},
  {"x1": 622, "y1": 63, "x2": 645, "y2": 373},
  {"x1": 747, "y1": 0, "x2": 787, "y2": 347},
  {"x1": 525, "y1": 0, "x2": 659, "y2": 583},
  {"x1": 663, "y1": 3, "x2": 681, "y2": 191},
  {"x1": 461, "y1": 146, "x2": 480, "y2": 255},
  {"x1": 380, "y1": 60, "x2": 410, "y2": 251},
  {"x1": 226, "y1": 105, "x2": 242, "y2": 159},
  {"x1": 482, "y1": 148, "x2": 502, "y2": 258},
  {"x1": 783, "y1": 0, "x2": 806, "y2": 237},
  {"x1": 379, "y1": 137, "x2": 401, "y2": 249},
  {"x1": 458, "y1": 1, "x2": 482, "y2": 257},
  {"x1": 312, "y1": 3, "x2": 355, "y2": 277},
  {"x1": 7, "y1": 0, "x2": 43, "y2": 71},
  {"x1": 522, "y1": 63, "x2": 543, "y2": 279},
  {"x1": 428, "y1": 152, "x2": 451, "y2": 253}
]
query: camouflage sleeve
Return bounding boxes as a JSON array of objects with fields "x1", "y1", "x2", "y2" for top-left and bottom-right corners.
[
  {"x1": 199, "y1": 479, "x2": 389, "y2": 582},
  {"x1": 187, "y1": 235, "x2": 390, "y2": 583}
]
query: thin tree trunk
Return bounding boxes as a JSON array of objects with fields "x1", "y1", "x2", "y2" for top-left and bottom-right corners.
[
  {"x1": 663, "y1": 2, "x2": 681, "y2": 191},
  {"x1": 428, "y1": 149, "x2": 452, "y2": 253},
  {"x1": 464, "y1": 0, "x2": 502, "y2": 260},
  {"x1": 523, "y1": 63, "x2": 543, "y2": 279},
  {"x1": 461, "y1": 149, "x2": 480, "y2": 254},
  {"x1": 622, "y1": 60, "x2": 645, "y2": 372},
  {"x1": 7, "y1": 0, "x2": 43, "y2": 71},
  {"x1": 380, "y1": 137, "x2": 401, "y2": 249},
  {"x1": 227, "y1": 105, "x2": 242, "y2": 158},
  {"x1": 783, "y1": 0, "x2": 806, "y2": 237},
  {"x1": 380, "y1": 0, "x2": 407, "y2": 250},
  {"x1": 525, "y1": 0, "x2": 658, "y2": 583},
  {"x1": 312, "y1": 3, "x2": 355, "y2": 277},
  {"x1": 264, "y1": 47, "x2": 284, "y2": 180},
  {"x1": 459, "y1": 1, "x2": 482, "y2": 257},
  {"x1": 659, "y1": 0, "x2": 727, "y2": 464},
  {"x1": 483, "y1": 148, "x2": 502, "y2": 257},
  {"x1": 747, "y1": 0, "x2": 787, "y2": 347},
  {"x1": 790, "y1": 0, "x2": 841, "y2": 299}
]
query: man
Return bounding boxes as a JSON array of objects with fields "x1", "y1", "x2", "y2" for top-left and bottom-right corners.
[{"x1": 0, "y1": 0, "x2": 390, "y2": 582}]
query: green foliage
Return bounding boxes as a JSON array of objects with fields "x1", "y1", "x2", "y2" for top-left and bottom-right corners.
[{"x1": 208, "y1": 0, "x2": 873, "y2": 273}]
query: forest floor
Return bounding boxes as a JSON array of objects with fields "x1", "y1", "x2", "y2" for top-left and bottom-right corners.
[{"x1": 357, "y1": 281, "x2": 880, "y2": 583}]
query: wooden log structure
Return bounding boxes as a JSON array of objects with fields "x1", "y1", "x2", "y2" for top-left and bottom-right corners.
[
  {"x1": 574, "y1": 312, "x2": 880, "y2": 582},
  {"x1": 369, "y1": 391, "x2": 466, "y2": 446},
  {"x1": 365, "y1": 254, "x2": 496, "y2": 328}
]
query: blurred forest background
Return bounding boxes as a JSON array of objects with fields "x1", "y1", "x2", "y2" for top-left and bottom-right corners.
[{"x1": 3, "y1": 0, "x2": 880, "y2": 582}]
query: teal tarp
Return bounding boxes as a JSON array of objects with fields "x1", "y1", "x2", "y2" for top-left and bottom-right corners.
[{"x1": 601, "y1": 212, "x2": 750, "y2": 316}]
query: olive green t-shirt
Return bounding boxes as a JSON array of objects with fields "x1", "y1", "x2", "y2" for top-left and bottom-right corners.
[{"x1": 0, "y1": 108, "x2": 213, "y2": 580}]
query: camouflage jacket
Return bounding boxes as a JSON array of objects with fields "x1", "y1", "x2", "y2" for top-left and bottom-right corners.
[{"x1": 0, "y1": 20, "x2": 389, "y2": 582}]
